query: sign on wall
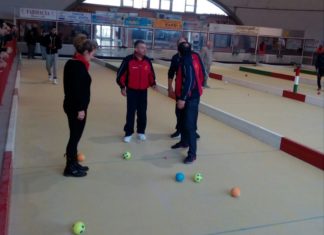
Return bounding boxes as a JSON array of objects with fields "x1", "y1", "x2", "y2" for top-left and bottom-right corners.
[
  {"x1": 56, "y1": 11, "x2": 91, "y2": 24},
  {"x1": 124, "y1": 17, "x2": 153, "y2": 27},
  {"x1": 92, "y1": 11, "x2": 130, "y2": 25},
  {"x1": 153, "y1": 19, "x2": 182, "y2": 30},
  {"x1": 19, "y1": 8, "x2": 57, "y2": 20}
]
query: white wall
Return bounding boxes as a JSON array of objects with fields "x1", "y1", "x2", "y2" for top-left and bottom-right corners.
[{"x1": 236, "y1": 8, "x2": 324, "y2": 41}]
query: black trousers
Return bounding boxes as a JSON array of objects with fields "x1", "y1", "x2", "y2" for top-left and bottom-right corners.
[
  {"x1": 65, "y1": 110, "x2": 87, "y2": 161},
  {"x1": 317, "y1": 68, "x2": 324, "y2": 89},
  {"x1": 124, "y1": 89, "x2": 147, "y2": 136},
  {"x1": 27, "y1": 44, "x2": 35, "y2": 58},
  {"x1": 179, "y1": 98, "x2": 200, "y2": 157}
]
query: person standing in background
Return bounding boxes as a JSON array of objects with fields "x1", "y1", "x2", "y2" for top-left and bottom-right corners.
[
  {"x1": 44, "y1": 27, "x2": 62, "y2": 85},
  {"x1": 315, "y1": 45, "x2": 324, "y2": 91},
  {"x1": 39, "y1": 29, "x2": 48, "y2": 60},
  {"x1": 168, "y1": 37, "x2": 187, "y2": 138},
  {"x1": 258, "y1": 41, "x2": 266, "y2": 63},
  {"x1": 200, "y1": 40, "x2": 213, "y2": 88},
  {"x1": 25, "y1": 26, "x2": 38, "y2": 59}
]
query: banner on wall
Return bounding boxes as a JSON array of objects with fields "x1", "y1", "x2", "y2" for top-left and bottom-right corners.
[
  {"x1": 19, "y1": 8, "x2": 57, "y2": 20},
  {"x1": 92, "y1": 11, "x2": 129, "y2": 25},
  {"x1": 153, "y1": 19, "x2": 182, "y2": 30},
  {"x1": 208, "y1": 24, "x2": 236, "y2": 33},
  {"x1": 56, "y1": 11, "x2": 91, "y2": 24},
  {"x1": 156, "y1": 12, "x2": 182, "y2": 20},
  {"x1": 124, "y1": 17, "x2": 153, "y2": 27},
  {"x1": 235, "y1": 26, "x2": 259, "y2": 35},
  {"x1": 183, "y1": 21, "x2": 207, "y2": 31}
]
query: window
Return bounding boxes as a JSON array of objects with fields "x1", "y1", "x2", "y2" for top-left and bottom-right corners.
[
  {"x1": 196, "y1": 0, "x2": 227, "y2": 15},
  {"x1": 123, "y1": 0, "x2": 133, "y2": 7},
  {"x1": 126, "y1": 28, "x2": 153, "y2": 48},
  {"x1": 154, "y1": 30, "x2": 182, "y2": 49},
  {"x1": 185, "y1": 0, "x2": 195, "y2": 12},
  {"x1": 161, "y1": 0, "x2": 171, "y2": 10},
  {"x1": 172, "y1": 0, "x2": 185, "y2": 12},
  {"x1": 134, "y1": 0, "x2": 148, "y2": 8},
  {"x1": 150, "y1": 0, "x2": 160, "y2": 9},
  {"x1": 84, "y1": 0, "x2": 121, "y2": 6}
]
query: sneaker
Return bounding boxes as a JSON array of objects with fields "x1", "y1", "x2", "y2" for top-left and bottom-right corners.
[
  {"x1": 63, "y1": 163, "x2": 87, "y2": 177},
  {"x1": 170, "y1": 131, "x2": 181, "y2": 138},
  {"x1": 137, "y1": 134, "x2": 146, "y2": 141},
  {"x1": 53, "y1": 78, "x2": 58, "y2": 85},
  {"x1": 48, "y1": 74, "x2": 53, "y2": 81},
  {"x1": 171, "y1": 142, "x2": 189, "y2": 149},
  {"x1": 183, "y1": 155, "x2": 196, "y2": 164},
  {"x1": 123, "y1": 135, "x2": 132, "y2": 143}
]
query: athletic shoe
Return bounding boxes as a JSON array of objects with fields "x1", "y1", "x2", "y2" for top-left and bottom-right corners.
[
  {"x1": 183, "y1": 155, "x2": 196, "y2": 164},
  {"x1": 171, "y1": 142, "x2": 189, "y2": 149},
  {"x1": 137, "y1": 134, "x2": 146, "y2": 141},
  {"x1": 48, "y1": 74, "x2": 53, "y2": 81},
  {"x1": 53, "y1": 78, "x2": 58, "y2": 85},
  {"x1": 123, "y1": 135, "x2": 132, "y2": 143},
  {"x1": 170, "y1": 131, "x2": 181, "y2": 138}
]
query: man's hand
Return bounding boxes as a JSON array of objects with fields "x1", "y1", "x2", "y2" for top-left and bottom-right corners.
[
  {"x1": 77, "y1": 111, "x2": 86, "y2": 121},
  {"x1": 168, "y1": 87, "x2": 175, "y2": 98},
  {"x1": 177, "y1": 100, "x2": 186, "y2": 110},
  {"x1": 121, "y1": 88, "x2": 127, "y2": 97}
]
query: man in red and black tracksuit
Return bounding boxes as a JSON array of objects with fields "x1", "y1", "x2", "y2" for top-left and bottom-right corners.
[
  {"x1": 116, "y1": 40, "x2": 157, "y2": 143},
  {"x1": 168, "y1": 37, "x2": 201, "y2": 140},
  {"x1": 172, "y1": 42, "x2": 205, "y2": 164}
]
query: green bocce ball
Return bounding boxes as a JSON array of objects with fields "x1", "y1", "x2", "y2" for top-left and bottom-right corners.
[
  {"x1": 194, "y1": 173, "x2": 203, "y2": 183},
  {"x1": 72, "y1": 221, "x2": 85, "y2": 235},
  {"x1": 123, "y1": 151, "x2": 132, "y2": 160}
]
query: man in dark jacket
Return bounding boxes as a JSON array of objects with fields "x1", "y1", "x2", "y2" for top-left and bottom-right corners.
[
  {"x1": 43, "y1": 27, "x2": 62, "y2": 84},
  {"x1": 172, "y1": 42, "x2": 205, "y2": 164},
  {"x1": 25, "y1": 26, "x2": 38, "y2": 59},
  {"x1": 168, "y1": 37, "x2": 201, "y2": 140},
  {"x1": 117, "y1": 40, "x2": 157, "y2": 143},
  {"x1": 315, "y1": 45, "x2": 324, "y2": 91}
]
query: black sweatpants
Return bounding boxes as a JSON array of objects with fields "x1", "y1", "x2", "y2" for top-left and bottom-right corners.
[
  {"x1": 124, "y1": 88, "x2": 148, "y2": 136},
  {"x1": 27, "y1": 44, "x2": 36, "y2": 58},
  {"x1": 317, "y1": 68, "x2": 324, "y2": 89},
  {"x1": 179, "y1": 98, "x2": 200, "y2": 157},
  {"x1": 65, "y1": 110, "x2": 87, "y2": 161}
]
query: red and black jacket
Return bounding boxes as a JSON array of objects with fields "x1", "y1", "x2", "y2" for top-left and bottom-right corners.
[
  {"x1": 116, "y1": 54, "x2": 156, "y2": 90},
  {"x1": 175, "y1": 52, "x2": 205, "y2": 101}
]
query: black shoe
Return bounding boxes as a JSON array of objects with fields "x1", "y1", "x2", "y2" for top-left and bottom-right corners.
[
  {"x1": 63, "y1": 163, "x2": 87, "y2": 177},
  {"x1": 75, "y1": 162, "x2": 89, "y2": 172},
  {"x1": 171, "y1": 142, "x2": 189, "y2": 149},
  {"x1": 196, "y1": 133, "x2": 200, "y2": 139},
  {"x1": 170, "y1": 131, "x2": 181, "y2": 138},
  {"x1": 183, "y1": 155, "x2": 196, "y2": 164}
]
